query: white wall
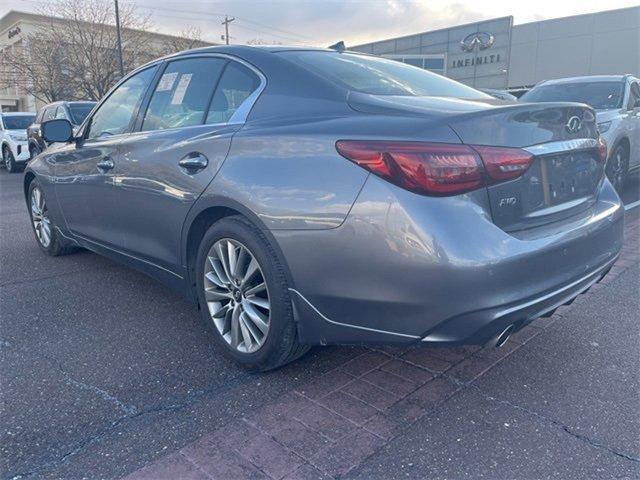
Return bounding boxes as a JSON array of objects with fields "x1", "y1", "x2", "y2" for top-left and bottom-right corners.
[{"x1": 508, "y1": 6, "x2": 640, "y2": 88}]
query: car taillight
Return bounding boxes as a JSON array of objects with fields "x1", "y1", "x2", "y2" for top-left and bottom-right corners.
[
  {"x1": 597, "y1": 137, "x2": 607, "y2": 163},
  {"x1": 471, "y1": 146, "x2": 533, "y2": 182},
  {"x1": 336, "y1": 140, "x2": 533, "y2": 196}
]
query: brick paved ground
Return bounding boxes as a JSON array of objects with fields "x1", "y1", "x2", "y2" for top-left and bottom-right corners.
[{"x1": 124, "y1": 213, "x2": 639, "y2": 480}]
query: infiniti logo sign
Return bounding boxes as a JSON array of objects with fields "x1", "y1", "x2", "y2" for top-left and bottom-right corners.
[
  {"x1": 460, "y1": 32, "x2": 495, "y2": 52},
  {"x1": 565, "y1": 116, "x2": 582, "y2": 134}
]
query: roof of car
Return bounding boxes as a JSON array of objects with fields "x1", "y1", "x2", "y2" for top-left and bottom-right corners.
[
  {"x1": 130, "y1": 44, "x2": 362, "y2": 80},
  {"x1": 175, "y1": 44, "x2": 334, "y2": 55},
  {"x1": 539, "y1": 75, "x2": 630, "y2": 86}
]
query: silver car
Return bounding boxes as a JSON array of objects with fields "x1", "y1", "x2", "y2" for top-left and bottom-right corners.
[
  {"x1": 25, "y1": 46, "x2": 624, "y2": 370},
  {"x1": 521, "y1": 75, "x2": 640, "y2": 191}
]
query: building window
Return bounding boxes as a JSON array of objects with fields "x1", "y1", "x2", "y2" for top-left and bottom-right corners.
[{"x1": 383, "y1": 55, "x2": 447, "y2": 76}]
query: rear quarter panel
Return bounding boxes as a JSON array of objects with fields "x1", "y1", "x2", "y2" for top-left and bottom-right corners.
[{"x1": 207, "y1": 115, "x2": 461, "y2": 230}]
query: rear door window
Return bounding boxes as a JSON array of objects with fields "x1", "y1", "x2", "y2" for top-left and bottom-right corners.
[
  {"x1": 205, "y1": 62, "x2": 261, "y2": 124},
  {"x1": 141, "y1": 57, "x2": 226, "y2": 132}
]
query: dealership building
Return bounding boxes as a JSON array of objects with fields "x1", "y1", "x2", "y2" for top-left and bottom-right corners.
[
  {"x1": 0, "y1": 10, "x2": 212, "y2": 112},
  {"x1": 350, "y1": 6, "x2": 639, "y2": 93}
]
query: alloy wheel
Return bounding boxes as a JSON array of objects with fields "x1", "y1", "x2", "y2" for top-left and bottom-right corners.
[
  {"x1": 606, "y1": 147, "x2": 626, "y2": 191},
  {"x1": 31, "y1": 186, "x2": 52, "y2": 248},
  {"x1": 203, "y1": 238, "x2": 271, "y2": 353}
]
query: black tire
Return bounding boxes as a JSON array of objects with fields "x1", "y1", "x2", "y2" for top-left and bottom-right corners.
[
  {"x1": 195, "y1": 216, "x2": 308, "y2": 371},
  {"x1": 3, "y1": 146, "x2": 21, "y2": 173},
  {"x1": 605, "y1": 143, "x2": 629, "y2": 193},
  {"x1": 27, "y1": 179, "x2": 77, "y2": 256}
]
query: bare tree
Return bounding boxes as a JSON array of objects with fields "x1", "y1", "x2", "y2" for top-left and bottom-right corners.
[
  {"x1": 1, "y1": 0, "x2": 157, "y2": 102},
  {"x1": 1, "y1": 0, "x2": 211, "y2": 104},
  {"x1": 157, "y1": 27, "x2": 209, "y2": 56},
  {"x1": 246, "y1": 38, "x2": 283, "y2": 46},
  {"x1": 40, "y1": 0, "x2": 156, "y2": 100},
  {"x1": 0, "y1": 35, "x2": 75, "y2": 103}
]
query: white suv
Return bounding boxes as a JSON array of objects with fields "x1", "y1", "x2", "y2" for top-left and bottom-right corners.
[
  {"x1": 1, "y1": 112, "x2": 36, "y2": 173},
  {"x1": 521, "y1": 75, "x2": 640, "y2": 192}
]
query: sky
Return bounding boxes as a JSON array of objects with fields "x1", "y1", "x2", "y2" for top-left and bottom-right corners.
[{"x1": 2, "y1": 0, "x2": 639, "y2": 46}]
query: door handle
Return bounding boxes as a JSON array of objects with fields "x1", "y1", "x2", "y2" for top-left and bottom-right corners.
[
  {"x1": 97, "y1": 158, "x2": 115, "y2": 171},
  {"x1": 178, "y1": 153, "x2": 208, "y2": 172}
]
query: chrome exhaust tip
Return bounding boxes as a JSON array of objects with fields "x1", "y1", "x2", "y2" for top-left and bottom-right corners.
[{"x1": 493, "y1": 324, "x2": 515, "y2": 348}]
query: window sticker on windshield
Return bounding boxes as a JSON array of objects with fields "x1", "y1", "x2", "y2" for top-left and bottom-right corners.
[
  {"x1": 171, "y1": 74, "x2": 192, "y2": 105},
  {"x1": 156, "y1": 72, "x2": 178, "y2": 92}
]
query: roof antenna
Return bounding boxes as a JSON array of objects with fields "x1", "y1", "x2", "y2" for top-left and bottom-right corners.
[{"x1": 328, "y1": 41, "x2": 346, "y2": 52}]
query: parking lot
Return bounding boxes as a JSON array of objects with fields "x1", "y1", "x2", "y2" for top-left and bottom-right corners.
[{"x1": 1, "y1": 169, "x2": 639, "y2": 479}]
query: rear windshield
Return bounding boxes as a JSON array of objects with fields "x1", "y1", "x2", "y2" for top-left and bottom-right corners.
[
  {"x1": 281, "y1": 51, "x2": 490, "y2": 99},
  {"x1": 2, "y1": 114, "x2": 34, "y2": 130},
  {"x1": 521, "y1": 82, "x2": 624, "y2": 110},
  {"x1": 69, "y1": 103, "x2": 96, "y2": 125}
]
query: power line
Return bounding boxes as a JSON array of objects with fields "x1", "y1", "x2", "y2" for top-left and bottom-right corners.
[
  {"x1": 120, "y1": 2, "x2": 321, "y2": 42},
  {"x1": 12, "y1": 0, "x2": 322, "y2": 44}
]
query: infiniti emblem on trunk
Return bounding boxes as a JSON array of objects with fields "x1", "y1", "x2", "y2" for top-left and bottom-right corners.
[{"x1": 565, "y1": 116, "x2": 582, "y2": 134}]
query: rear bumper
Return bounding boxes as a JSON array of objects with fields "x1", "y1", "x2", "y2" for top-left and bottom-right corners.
[
  {"x1": 276, "y1": 175, "x2": 624, "y2": 346},
  {"x1": 420, "y1": 253, "x2": 616, "y2": 345}
]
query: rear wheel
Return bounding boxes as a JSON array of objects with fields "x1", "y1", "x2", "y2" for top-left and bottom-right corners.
[
  {"x1": 195, "y1": 216, "x2": 308, "y2": 371},
  {"x1": 28, "y1": 179, "x2": 76, "y2": 256},
  {"x1": 606, "y1": 143, "x2": 629, "y2": 193}
]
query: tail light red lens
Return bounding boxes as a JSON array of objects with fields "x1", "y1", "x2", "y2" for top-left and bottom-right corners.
[
  {"x1": 336, "y1": 140, "x2": 533, "y2": 196},
  {"x1": 597, "y1": 137, "x2": 608, "y2": 163},
  {"x1": 335, "y1": 141, "x2": 483, "y2": 195},
  {"x1": 471, "y1": 146, "x2": 533, "y2": 182}
]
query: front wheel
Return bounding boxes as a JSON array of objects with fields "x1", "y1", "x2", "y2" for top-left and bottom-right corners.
[
  {"x1": 28, "y1": 180, "x2": 77, "y2": 256},
  {"x1": 606, "y1": 144, "x2": 629, "y2": 193},
  {"x1": 195, "y1": 216, "x2": 308, "y2": 371},
  {"x1": 3, "y1": 146, "x2": 20, "y2": 173}
]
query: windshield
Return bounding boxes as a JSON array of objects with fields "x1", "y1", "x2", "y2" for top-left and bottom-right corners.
[
  {"x1": 282, "y1": 51, "x2": 490, "y2": 99},
  {"x1": 2, "y1": 115, "x2": 35, "y2": 130},
  {"x1": 521, "y1": 81, "x2": 624, "y2": 110},
  {"x1": 69, "y1": 103, "x2": 96, "y2": 125}
]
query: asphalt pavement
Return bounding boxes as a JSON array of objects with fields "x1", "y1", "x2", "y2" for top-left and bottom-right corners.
[{"x1": 1, "y1": 168, "x2": 639, "y2": 480}]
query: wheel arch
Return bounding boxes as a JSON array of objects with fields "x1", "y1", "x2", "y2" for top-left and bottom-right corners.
[
  {"x1": 181, "y1": 196, "x2": 297, "y2": 304},
  {"x1": 23, "y1": 170, "x2": 36, "y2": 203},
  {"x1": 614, "y1": 136, "x2": 630, "y2": 158}
]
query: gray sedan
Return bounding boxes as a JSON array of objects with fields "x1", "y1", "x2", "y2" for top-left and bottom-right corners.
[{"x1": 25, "y1": 46, "x2": 623, "y2": 370}]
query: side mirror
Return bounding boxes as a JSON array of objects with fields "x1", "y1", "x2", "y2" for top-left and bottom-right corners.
[{"x1": 42, "y1": 119, "x2": 73, "y2": 143}]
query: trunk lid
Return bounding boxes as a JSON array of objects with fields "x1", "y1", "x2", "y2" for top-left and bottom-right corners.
[
  {"x1": 447, "y1": 102, "x2": 602, "y2": 232},
  {"x1": 348, "y1": 94, "x2": 603, "y2": 232}
]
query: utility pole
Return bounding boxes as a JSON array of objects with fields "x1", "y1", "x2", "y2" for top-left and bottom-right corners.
[
  {"x1": 114, "y1": 0, "x2": 124, "y2": 77},
  {"x1": 221, "y1": 15, "x2": 235, "y2": 45}
]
